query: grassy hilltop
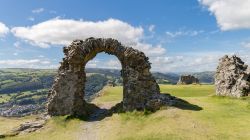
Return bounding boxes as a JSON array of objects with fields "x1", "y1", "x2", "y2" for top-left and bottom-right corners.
[{"x1": 1, "y1": 85, "x2": 250, "y2": 140}]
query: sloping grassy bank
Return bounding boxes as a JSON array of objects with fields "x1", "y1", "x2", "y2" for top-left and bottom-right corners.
[{"x1": 3, "y1": 85, "x2": 250, "y2": 140}]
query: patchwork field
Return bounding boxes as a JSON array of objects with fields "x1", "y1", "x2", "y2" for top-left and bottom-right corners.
[{"x1": 1, "y1": 85, "x2": 250, "y2": 140}]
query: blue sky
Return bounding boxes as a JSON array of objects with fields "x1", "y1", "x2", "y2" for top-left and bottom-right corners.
[{"x1": 0, "y1": 0, "x2": 250, "y2": 72}]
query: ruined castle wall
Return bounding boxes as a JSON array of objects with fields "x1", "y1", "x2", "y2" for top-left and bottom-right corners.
[
  {"x1": 177, "y1": 75, "x2": 199, "y2": 85},
  {"x1": 215, "y1": 55, "x2": 250, "y2": 97},
  {"x1": 47, "y1": 38, "x2": 170, "y2": 116}
]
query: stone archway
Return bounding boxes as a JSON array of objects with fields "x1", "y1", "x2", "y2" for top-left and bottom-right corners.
[{"x1": 48, "y1": 38, "x2": 173, "y2": 116}]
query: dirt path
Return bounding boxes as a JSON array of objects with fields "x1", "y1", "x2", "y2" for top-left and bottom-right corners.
[
  {"x1": 81, "y1": 121, "x2": 100, "y2": 140},
  {"x1": 80, "y1": 102, "x2": 116, "y2": 140}
]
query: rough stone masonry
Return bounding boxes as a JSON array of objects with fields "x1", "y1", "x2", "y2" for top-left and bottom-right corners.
[
  {"x1": 215, "y1": 55, "x2": 250, "y2": 97},
  {"x1": 47, "y1": 38, "x2": 176, "y2": 116},
  {"x1": 177, "y1": 75, "x2": 199, "y2": 85}
]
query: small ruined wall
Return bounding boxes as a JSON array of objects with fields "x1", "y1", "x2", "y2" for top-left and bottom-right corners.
[
  {"x1": 177, "y1": 75, "x2": 199, "y2": 85},
  {"x1": 215, "y1": 55, "x2": 250, "y2": 97}
]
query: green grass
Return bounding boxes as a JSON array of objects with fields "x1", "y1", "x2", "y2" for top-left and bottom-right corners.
[
  {"x1": 5, "y1": 116, "x2": 84, "y2": 140},
  {"x1": 0, "y1": 116, "x2": 37, "y2": 134},
  {"x1": 93, "y1": 86, "x2": 123, "y2": 102},
  {"x1": 160, "y1": 84, "x2": 215, "y2": 97},
  {"x1": 0, "y1": 80, "x2": 15, "y2": 85},
  {"x1": 2, "y1": 85, "x2": 250, "y2": 140},
  {"x1": 93, "y1": 85, "x2": 250, "y2": 140},
  {"x1": 0, "y1": 89, "x2": 48, "y2": 103},
  {"x1": 0, "y1": 94, "x2": 12, "y2": 103}
]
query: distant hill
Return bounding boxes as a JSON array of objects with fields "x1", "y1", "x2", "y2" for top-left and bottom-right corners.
[
  {"x1": 86, "y1": 68, "x2": 121, "y2": 78},
  {"x1": 152, "y1": 72, "x2": 179, "y2": 84},
  {"x1": 0, "y1": 69, "x2": 110, "y2": 116},
  {"x1": 0, "y1": 69, "x2": 215, "y2": 94},
  {"x1": 0, "y1": 68, "x2": 57, "y2": 94}
]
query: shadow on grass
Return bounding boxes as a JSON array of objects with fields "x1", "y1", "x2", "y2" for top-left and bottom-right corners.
[
  {"x1": 66, "y1": 102, "x2": 149, "y2": 122},
  {"x1": 172, "y1": 97, "x2": 203, "y2": 111},
  {"x1": 65, "y1": 103, "x2": 118, "y2": 122},
  {"x1": 158, "y1": 93, "x2": 203, "y2": 111},
  {"x1": 65, "y1": 96, "x2": 202, "y2": 122}
]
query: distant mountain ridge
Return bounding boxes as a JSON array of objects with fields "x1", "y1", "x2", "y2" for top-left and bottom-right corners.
[
  {"x1": 85, "y1": 68, "x2": 215, "y2": 84},
  {"x1": 0, "y1": 68, "x2": 215, "y2": 91}
]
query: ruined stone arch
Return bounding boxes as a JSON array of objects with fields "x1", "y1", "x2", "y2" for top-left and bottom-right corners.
[{"x1": 48, "y1": 38, "x2": 171, "y2": 116}]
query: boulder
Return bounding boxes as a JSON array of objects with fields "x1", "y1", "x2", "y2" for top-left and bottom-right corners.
[{"x1": 1, "y1": 114, "x2": 49, "y2": 137}]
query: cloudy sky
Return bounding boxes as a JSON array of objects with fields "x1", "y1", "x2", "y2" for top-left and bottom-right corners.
[{"x1": 0, "y1": 0, "x2": 250, "y2": 72}]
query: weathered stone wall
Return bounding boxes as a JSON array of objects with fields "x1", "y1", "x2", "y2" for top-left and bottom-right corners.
[
  {"x1": 177, "y1": 75, "x2": 199, "y2": 85},
  {"x1": 48, "y1": 38, "x2": 173, "y2": 116},
  {"x1": 215, "y1": 55, "x2": 250, "y2": 97}
]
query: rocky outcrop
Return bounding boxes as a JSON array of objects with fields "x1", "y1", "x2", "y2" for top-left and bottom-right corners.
[
  {"x1": 0, "y1": 114, "x2": 48, "y2": 138},
  {"x1": 48, "y1": 38, "x2": 176, "y2": 117},
  {"x1": 177, "y1": 75, "x2": 199, "y2": 85},
  {"x1": 215, "y1": 55, "x2": 250, "y2": 97}
]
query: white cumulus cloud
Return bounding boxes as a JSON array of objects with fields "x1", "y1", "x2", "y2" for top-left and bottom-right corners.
[
  {"x1": 11, "y1": 18, "x2": 166, "y2": 57},
  {"x1": 199, "y1": 0, "x2": 250, "y2": 31},
  {"x1": 134, "y1": 43, "x2": 166, "y2": 56},
  {"x1": 0, "y1": 22, "x2": 9, "y2": 37},
  {"x1": 11, "y1": 18, "x2": 144, "y2": 48},
  {"x1": 86, "y1": 59, "x2": 121, "y2": 69},
  {"x1": 0, "y1": 59, "x2": 52, "y2": 68},
  {"x1": 10, "y1": 18, "x2": 171, "y2": 70},
  {"x1": 105, "y1": 59, "x2": 121, "y2": 69}
]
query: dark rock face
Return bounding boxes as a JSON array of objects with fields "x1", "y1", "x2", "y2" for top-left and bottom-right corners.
[
  {"x1": 177, "y1": 75, "x2": 199, "y2": 85},
  {"x1": 47, "y1": 38, "x2": 174, "y2": 116},
  {"x1": 215, "y1": 55, "x2": 250, "y2": 97}
]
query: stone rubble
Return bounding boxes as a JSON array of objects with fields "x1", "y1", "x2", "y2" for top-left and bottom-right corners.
[
  {"x1": 215, "y1": 55, "x2": 250, "y2": 97},
  {"x1": 0, "y1": 114, "x2": 49, "y2": 138}
]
